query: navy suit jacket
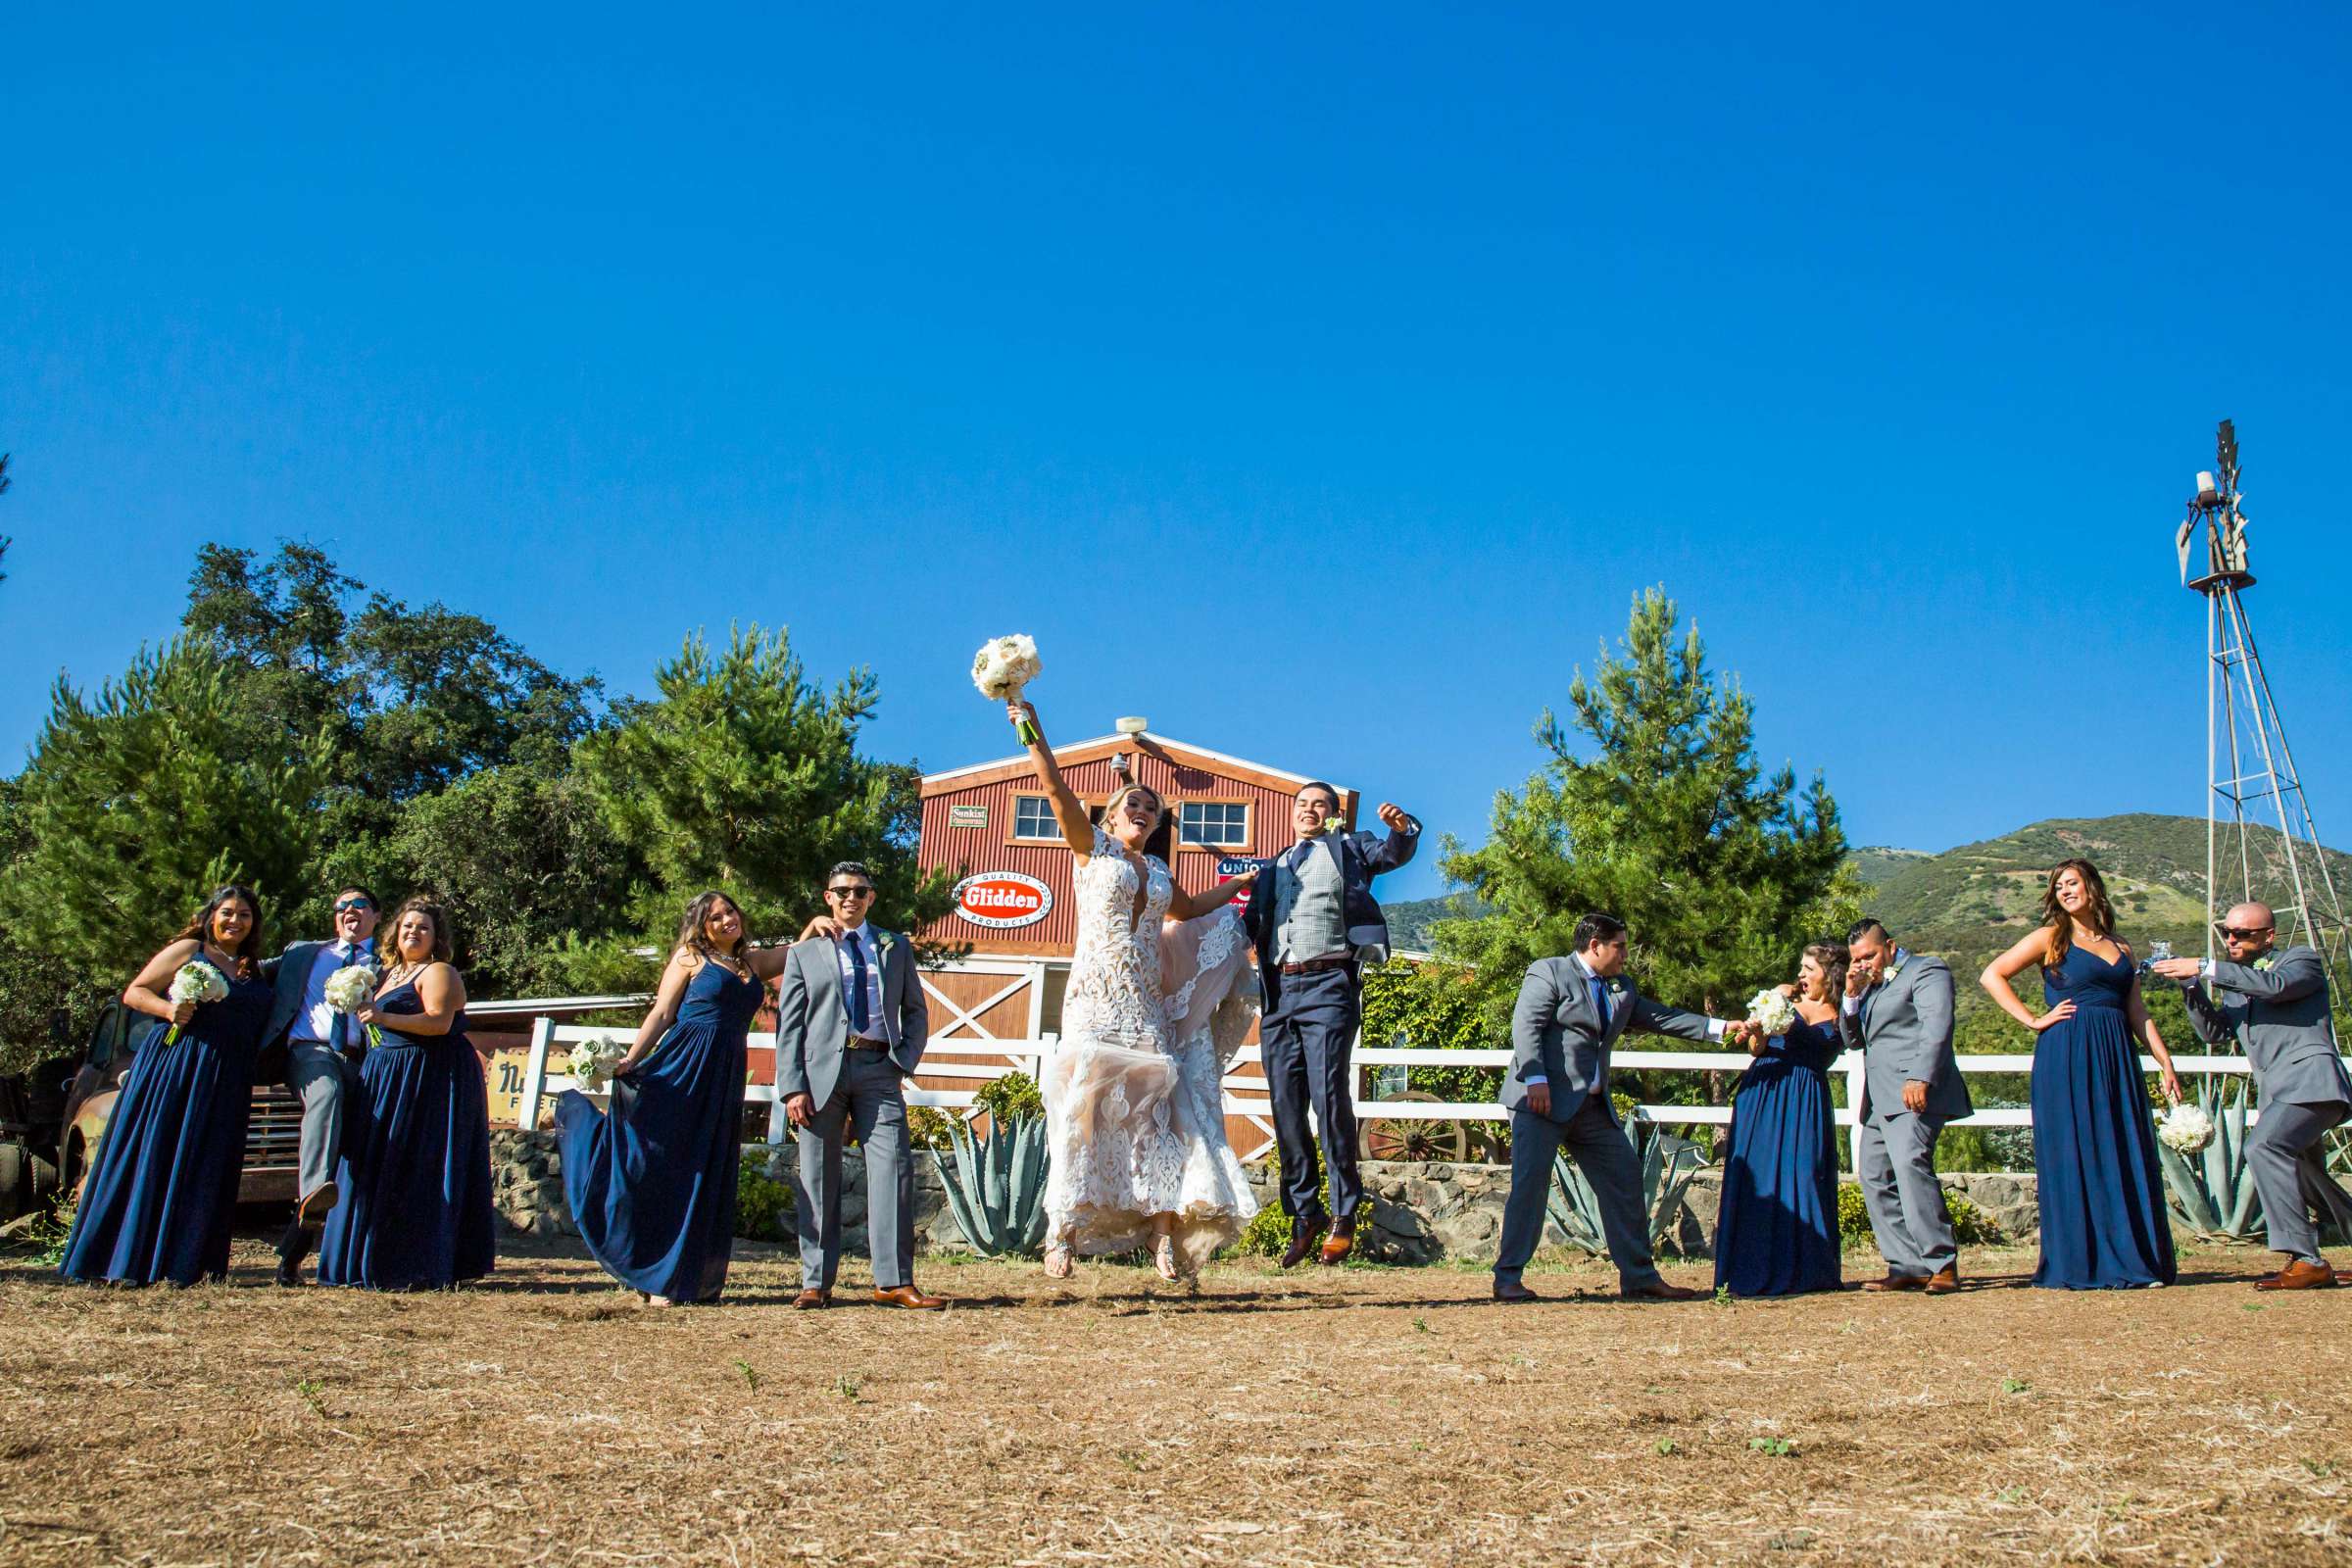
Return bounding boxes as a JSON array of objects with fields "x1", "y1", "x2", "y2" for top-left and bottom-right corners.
[{"x1": 1243, "y1": 823, "x2": 1418, "y2": 970}]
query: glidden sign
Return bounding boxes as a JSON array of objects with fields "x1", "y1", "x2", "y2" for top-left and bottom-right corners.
[{"x1": 952, "y1": 870, "x2": 1053, "y2": 929}]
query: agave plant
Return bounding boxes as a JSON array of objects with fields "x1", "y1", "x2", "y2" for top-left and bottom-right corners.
[
  {"x1": 1545, "y1": 1110, "x2": 1710, "y2": 1256},
  {"x1": 2156, "y1": 1074, "x2": 2263, "y2": 1241},
  {"x1": 930, "y1": 1111, "x2": 1049, "y2": 1255}
]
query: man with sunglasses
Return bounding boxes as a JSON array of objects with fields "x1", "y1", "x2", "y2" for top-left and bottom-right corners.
[
  {"x1": 771, "y1": 863, "x2": 946, "y2": 1310},
  {"x1": 257, "y1": 886, "x2": 381, "y2": 1286},
  {"x1": 2154, "y1": 905, "x2": 2352, "y2": 1290}
]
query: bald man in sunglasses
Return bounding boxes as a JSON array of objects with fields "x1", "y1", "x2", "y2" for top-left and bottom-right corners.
[{"x1": 2153, "y1": 904, "x2": 2352, "y2": 1290}]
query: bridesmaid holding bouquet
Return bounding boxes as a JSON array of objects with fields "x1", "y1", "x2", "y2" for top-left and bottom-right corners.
[
  {"x1": 61, "y1": 886, "x2": 275, "y2": 1287},
  {"x1": 1713, "y1": 943, "x2": 1845, "y2": 1297}
]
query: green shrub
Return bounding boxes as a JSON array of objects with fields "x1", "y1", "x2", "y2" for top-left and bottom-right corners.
[
  {"x1": 736, "y1": 1152, "x2": 793, "y2": 1242},
  {"x1": 24, "y1": 1193, "x2": 77, "y2": 1267},
  {"x1": 1837, "y1": 1181, "x2": 2002, "y2": 1248},
  {"x1": 1231, "y1": 1204, "x2": 1291, "y2": 1258},
  {"x1": 907, "y1": 1104, "x2": 957, "y2": 1152},
  {"x1": 975, "y1": 1071, "x2": 1044, "y2": 1127}
]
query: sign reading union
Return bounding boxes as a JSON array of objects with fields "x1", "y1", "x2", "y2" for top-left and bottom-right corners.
[{"x1": 953, "y1": 870, "x2": 1053, "y2": 929}]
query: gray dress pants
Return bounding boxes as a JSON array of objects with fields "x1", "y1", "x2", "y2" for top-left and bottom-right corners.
[
  {"x1": 1494, "y1": 1094, "x2": 1663, "y2": 1292},
  {"x1": 1855, "y1": 1108, "x2": 1956, "y2": 1276},
  {"x1": 793, "y1": 1050, "x2": 916, "y2": 1291},
  {"x1": 2247, "y1": 1097, "x2": 2352, "y2": 1264},
  {"x1": 285, "y1": 1038, "x2": 359, "y2": 1207}
]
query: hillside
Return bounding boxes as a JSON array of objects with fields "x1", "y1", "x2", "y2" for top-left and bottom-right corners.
[{"x1": 1389, "y1": 814, "x2": 2351, "y2": 1006}]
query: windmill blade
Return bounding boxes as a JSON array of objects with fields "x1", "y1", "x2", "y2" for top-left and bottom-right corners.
[
  {"x1": 2176, "y1": 518, "x2": 2196, "y2": 582},
  {"x1": 2217, "y1": 418, "x2": 2239, "y2": 485}
]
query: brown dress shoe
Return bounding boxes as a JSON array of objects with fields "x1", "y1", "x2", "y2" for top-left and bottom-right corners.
[
  {"x1": 1318, "y1": 1218, "x2": 1355, "y2": 1266},
  {"x1": 1493, "y1": 1280, "x2": 1542, "y2": 1302},
  {"x1": 1279, "y1": 1218, "x2": 1324, "y2": 1270},
  {"x1": 1860, "y1": 1273, "x2": 1929, "y2": 1293},
  {"x1": 792, "y1": 1288, "x2": 830, "y2": 1310},
  {"x1": 296, "y1": 1182, "x2": 338, "y2": 1228},
  {"x1": 1922, "y1": 1265, "x2": 1961, "y2": 1296},
  {"x1": 2255, "y1": 1259, "x2": 2338, "y2": 1292},
  {"x1": 1622, "y1": 1281, "x2": 1704, "y2": 1301},
  {"x1": 873, "y1": 1285, "x2": 948, "y2": 1310}
]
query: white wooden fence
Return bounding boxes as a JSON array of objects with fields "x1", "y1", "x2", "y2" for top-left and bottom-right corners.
[{"x1": 510, "y1": 1019, "x2": 2324, "y2": 1167}]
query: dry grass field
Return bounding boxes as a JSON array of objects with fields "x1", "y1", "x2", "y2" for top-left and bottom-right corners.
[{"x1": 3, "y1": 1232, "x2": 2349, "y2": 1567}]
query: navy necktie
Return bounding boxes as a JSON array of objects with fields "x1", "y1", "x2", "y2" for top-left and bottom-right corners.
[
  {"x1": 845, "y1": 934, "x2": 870, "y2": 1034},
  {"x1": 328, "y1": 943, "x2": 356, "y2": 1050},
  {"x1": 1589, "y1": 976, "x2": 1612, "y2": 1033}
]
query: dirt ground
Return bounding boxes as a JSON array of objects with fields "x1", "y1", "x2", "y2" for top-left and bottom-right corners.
[{"x1": 2, "y1": 1232, "x2": 2348, "y2": 1567}]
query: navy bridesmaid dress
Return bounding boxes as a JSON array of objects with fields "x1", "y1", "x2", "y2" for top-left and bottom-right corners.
[
  {"x1": 61, "y1": 961, "x2": 273, "y2": 1287},
  {"x1": 557, "y1": 959, "x2": 760, "y2": 1301},
  {"x1": 2031, "y1": 943, "x2": 2177, "y2": 1289},
  {"x1": 1714, "y1": 1010, "x2": 1843, "y2": 1297},
  {"x1": 318, "y1": 975, "x2": 497, "y2": 1290}
]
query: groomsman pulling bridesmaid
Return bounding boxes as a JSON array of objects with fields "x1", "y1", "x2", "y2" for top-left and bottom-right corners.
[{"x1": 61, "y1": 886, "x2": 275, "y2": 1288}]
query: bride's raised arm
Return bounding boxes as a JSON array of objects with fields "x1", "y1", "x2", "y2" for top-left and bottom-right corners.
[
  {"x1": 1167, "y1": 866, "x2": 1256, "y2": 921},
  {"x1": 1008, "y1": 699, "x2": 1098, "y2": 858}
]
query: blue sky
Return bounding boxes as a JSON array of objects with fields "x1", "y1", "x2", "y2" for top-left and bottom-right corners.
[{"x1": 5, "y1": 5, "x2": 2349, "y2": 902}]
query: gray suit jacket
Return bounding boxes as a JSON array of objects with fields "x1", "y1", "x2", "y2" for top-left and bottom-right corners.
[
  {"x1": 1838, "y1": 950, "x2": 1972, "y2": 1123},
  {"x1": 2180, "y1": 945, "x2": 2352, "y2": 1108},
  {"x1": 1504, "y1": 956, "x2": 1715, "y2": 1125},
  {"x1": 774, "y1": 929, "x2": 929, "y2": 1111}
]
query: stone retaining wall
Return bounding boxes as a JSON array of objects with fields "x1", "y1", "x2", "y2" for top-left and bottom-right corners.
[{"x1": 493, "y1": 1132, "x2": 2071, "y2": 1263}]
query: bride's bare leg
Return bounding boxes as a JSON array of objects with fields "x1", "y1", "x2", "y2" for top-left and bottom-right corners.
[
  {"x1": 1045, "y1": 1217, "x2": 1075, "y2": 1278},
  {"x1": 1152, "y1": 1214, "x2": 1179, "y2": 1282}
]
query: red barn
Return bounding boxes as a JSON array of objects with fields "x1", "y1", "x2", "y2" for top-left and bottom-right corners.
[{"x1": 908, "y1": 724, "x2": 1358, "y2": 1157}]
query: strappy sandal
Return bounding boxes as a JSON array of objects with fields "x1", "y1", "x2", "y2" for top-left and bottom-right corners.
[
  {"x1": 1044, "y1": 1245, "x2": 1074, "y2": 1279},
  {"x1": 1152, "y1": 1234, "x2": 1180, "y2": 1283}
]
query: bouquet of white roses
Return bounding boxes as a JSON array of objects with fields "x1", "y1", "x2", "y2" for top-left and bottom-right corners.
[
  {"x1": 971, "y1": 634, "x2": 1044, "y2": 743},
  {"x1": 2157, "y1": 1102, "x2": 2215, "y2": 1155},
  {"x1": 321, "y1": 963, "x2": 384, "y2": 1049},
  {"x1": 164, "y1": 959, "x2": 230, "y2": 1043},
  {"x1": 568, "y1": 1034, "x2": 628, "y2": 1095},
  {"x1": 1745, "y1": 987, "x2": 1796, "y2": 1040}
]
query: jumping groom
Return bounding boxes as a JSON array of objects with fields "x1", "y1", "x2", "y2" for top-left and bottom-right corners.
[
  {"x1": 2154, "y1": 903, "x2": 2352, "y2": 1289},
  {"x1": 1842, "y1": 918, "x2": 1972, "y2": 1294},
  {"x1": 1492, "y1": 914, "x2": 1750, "y2": 1301},
  {"x1": 1243, "y1": 781, "x2": 1418, "y2": 1266}
]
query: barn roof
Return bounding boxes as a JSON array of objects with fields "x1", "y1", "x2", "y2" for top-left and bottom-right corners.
[{"x1": 919, "y1": 733, "x2": 1348, "y2": 801}]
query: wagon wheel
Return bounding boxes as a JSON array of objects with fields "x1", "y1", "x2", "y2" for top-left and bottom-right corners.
[{"x1": 1358, "y1": 1091, "x2": 1471, "y2": 1164}]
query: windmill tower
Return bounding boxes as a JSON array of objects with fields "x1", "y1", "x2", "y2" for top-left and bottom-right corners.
[{"x1": 2177, "y1": 420, "x2": 2352, "y2": 1016}]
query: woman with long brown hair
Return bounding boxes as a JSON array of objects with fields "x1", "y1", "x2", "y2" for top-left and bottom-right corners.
[
  {"x1": 62, "y1": 885, "x2": 276, "y2": 1287},
  {"x1": 1712, "y1": 941, "x2": 1846, "y2": 1296},
  {"x1": 318, "y1": 898, "x2": 496, "y2": 1290},
  {"x1": 1981, "y1": 858, "x2": 2184, "y2": 1289},
  {"x1": 558, "y1": 890, "x2": 792, "y2": 1304}
]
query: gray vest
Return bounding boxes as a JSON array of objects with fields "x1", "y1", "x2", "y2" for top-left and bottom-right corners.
[{"x1": 1273, "y1": 843, "x2": 1348, "y2": 962}]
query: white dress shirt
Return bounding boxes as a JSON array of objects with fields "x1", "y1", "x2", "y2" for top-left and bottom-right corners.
[{"x1": 833, "y1": 924, "x2": 890, "y2": 1042}]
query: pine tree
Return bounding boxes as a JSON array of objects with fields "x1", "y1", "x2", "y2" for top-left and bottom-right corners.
[
  {"x1": 1431, "y1": 587, "x2": 1857, "y2": 1029},
  {"x1": 574, "y1": 625, "x2": 953, "y2": 946},
  {"x1": 0, "y1": 639, "x2": 328, "y2": 982}
]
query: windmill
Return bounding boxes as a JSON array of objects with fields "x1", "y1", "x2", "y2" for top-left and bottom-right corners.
[{"x1": 2177, "y1": 420, "x2": 2352, "y2": 1021}]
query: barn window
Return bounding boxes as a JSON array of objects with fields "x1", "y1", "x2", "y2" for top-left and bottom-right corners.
[
  {"x1": 1011, "y1": 795, "x2": 1060, "y2": 842},
  {"x1": 1178, "y1": 801, "x2": 1250, "y2": 848}
]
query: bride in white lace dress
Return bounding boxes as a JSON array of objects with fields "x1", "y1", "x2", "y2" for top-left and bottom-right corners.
[{"x1": 1009, "y1": 699, "x2": 1262, "y2": 1282}]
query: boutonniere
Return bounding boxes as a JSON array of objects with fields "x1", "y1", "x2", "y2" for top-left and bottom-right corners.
[
  {"x1": 1882, "y1": 960, "x2": 1903, "y2": 984},
  {"x1": 2254, "y1": 956, "x2": 2275, "y2": 972},
  {"x1": 1605, "y1": 979, "x2": 1627, "y2": 998},
  {"x1": 874, "y1": 931, "x2": 897, "y2": 956}
]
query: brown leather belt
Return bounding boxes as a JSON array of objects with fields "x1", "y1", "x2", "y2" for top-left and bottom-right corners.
[
  {"x1": 845, "y1": 1038, "x2": 892, "y2": 1052},
  {"x1": 1279, "y1": 956, "x2": 1354, "y2": 976}
]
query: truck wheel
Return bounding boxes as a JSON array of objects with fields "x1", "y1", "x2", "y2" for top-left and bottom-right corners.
[
  {"x1": 0, "y1": 1143, "x2": 24, "y2": 1223},
  {"x1": 29, "y1": 1153, "x2": 61, "y2": 1210}
]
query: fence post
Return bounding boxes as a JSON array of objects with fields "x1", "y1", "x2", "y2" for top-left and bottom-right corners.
[
  {"x1": 516, "y1": 1016, "x2": 554, "y2": 1131},
  {"x1": 1843, "y1": 1051, "x2": 1867, "y2": 1172}
]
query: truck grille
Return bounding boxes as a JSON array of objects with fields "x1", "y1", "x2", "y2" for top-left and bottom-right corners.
[{"x1": 244, "y1": 1087, "x2": 303, "y2": 1172}]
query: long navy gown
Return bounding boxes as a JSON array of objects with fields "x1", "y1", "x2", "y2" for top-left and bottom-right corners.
[
  {"x1": 61, "y1": 962, "x2": 272, "y2": 1287},
  {"x1": 2031, "y1": 944, "x2": 2177, "y2": 1289},
  {"x1": 318, "y1": 976, "x2": 497, "y2": 1290},
  {"x1": 1714, "y1": 1011, "x2": 1843, "y2": 1297},
  {"x1": 557, "y1": 960, "x2": 759, "y2": 1301}
]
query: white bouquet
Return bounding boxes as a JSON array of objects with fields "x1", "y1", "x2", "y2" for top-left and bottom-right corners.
[
  {"x1": 568, "y1": 1035, "x2": 628, "y2": 1095},
  {"x1": 2157, "y1": 1102, "x2": 2215, "y2": 1155},
  {"x1": 321, "y1": 963, "x2": 384, "y2": 1049},
  {"x1": 164, "y1": 959, "x2": 229, "y2": 1043},
  {"x1": 1745, "y1": 988, "x2": 1796, "y2": 1040},
  {"x1": 971, "y1": 634, "x2": 1044, "y2": 743}
]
